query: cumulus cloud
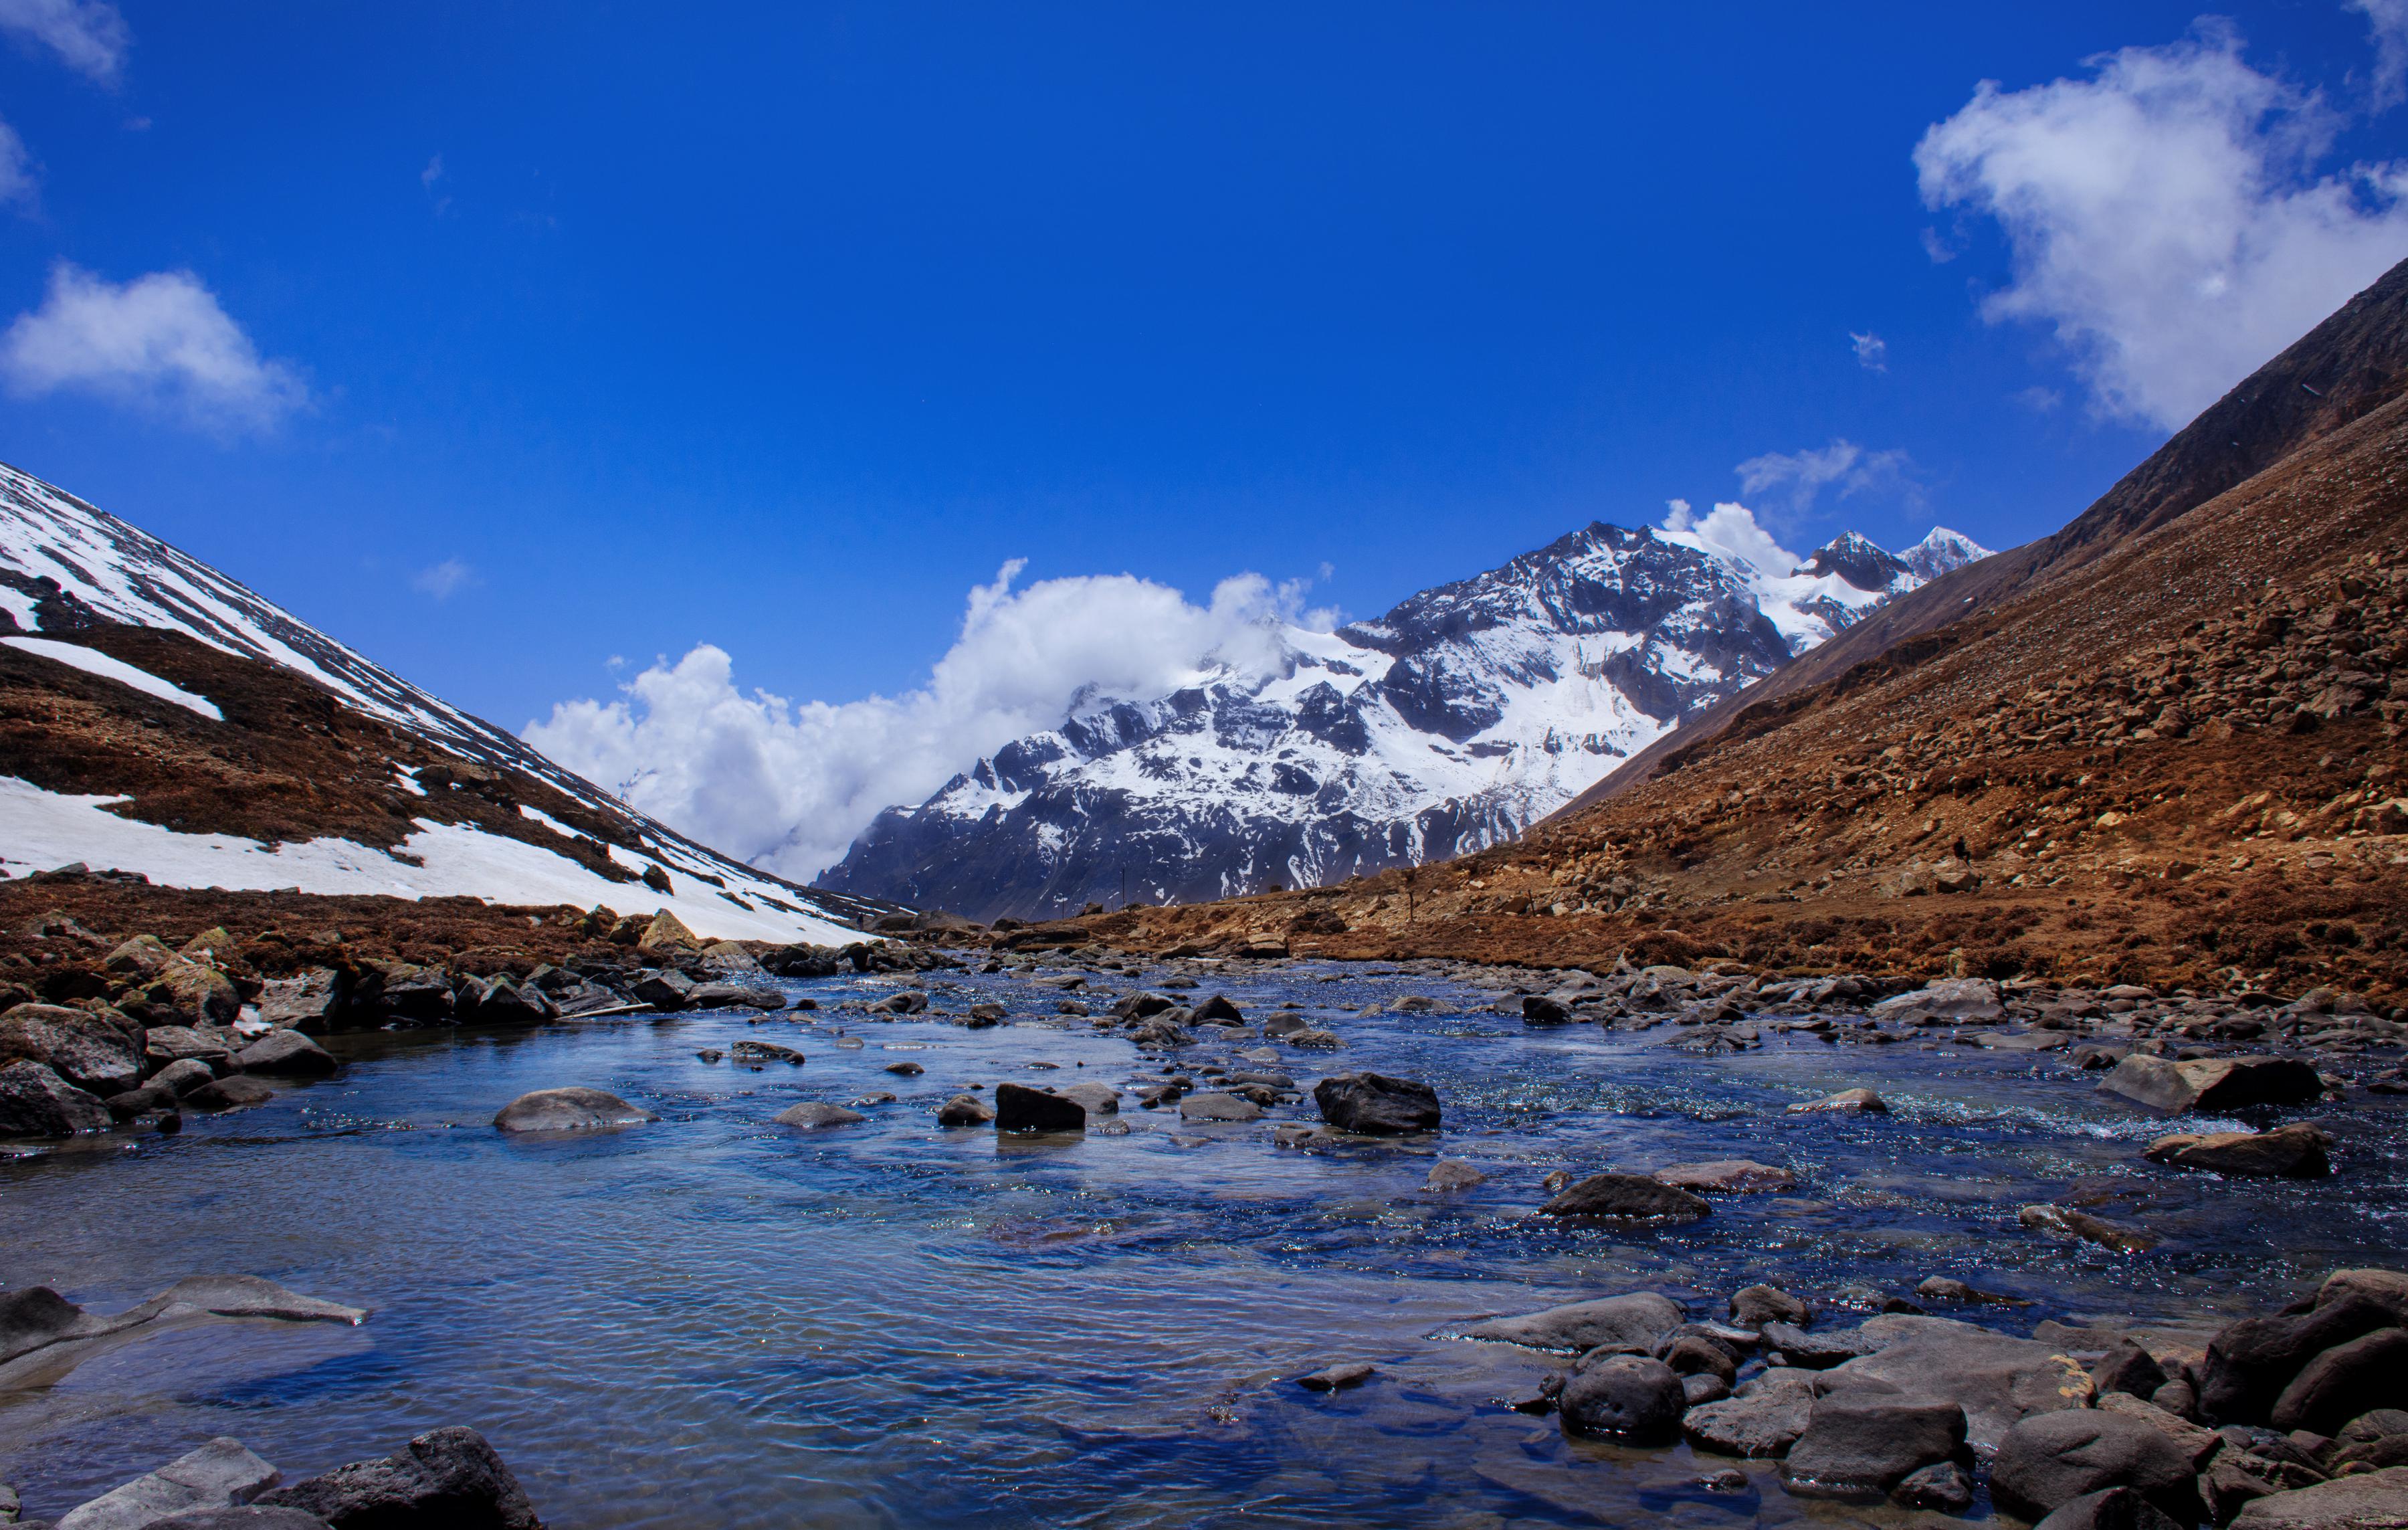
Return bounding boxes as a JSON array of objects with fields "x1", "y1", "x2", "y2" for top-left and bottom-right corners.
[
  {"x1": 1660, "y1": 498, "x2": 1803, "y2": 581},
  {"x1": 411, "y1": 558, "x2": 474, "y2": 600},
  {"x1": 1849, "y1": 330, "x2": 1888, "y2": 371},
  {"x1": 2353, "y1": 0, "x2": 2408, "y2": 107},
  {"x1": 0, "y1": 262, "x2": 309, "y2": 434},
  {"x1": 1733, "y1": 438, "x2": 1918, "y2": 514},
  {"x1": 0, "y1": 0, "x2": 127, "y2": 83},
  {"x1": 0, "y1": 118, "x2": 34, "y2": 207},
  {"x1": 525, "y1": 562, "x2": 1332, "y2": 880},
  {"x1": 1915, "y1": 21, "x2": 2408, "y2": 430}
]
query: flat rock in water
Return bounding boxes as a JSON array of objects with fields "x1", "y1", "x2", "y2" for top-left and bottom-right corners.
[
  {"x1": 235, "y1": 1030, "x2": 337, "y2": 1078},
  {"x1": 1054, "y1": 1082, "x2": 1118, "y2": 1115},
  {"x1": 774, "y1": 1102, "x2": 867, "y2": 1131},
  {"x1": 2145, "y1": 1125, "x2": 2331, "y2": 1179},
  {"x1": 58, "y1": 1436, "x2": 282, "y2": 1530},
  {"x1": 1683, "y1": 1370, "x2": 1818, "y2": 1457},
  {"x1": 1297, "y1": 1361, "x2": 1374, "y2": 1392},
  {"x1": 1787, "y1": 1088, "x2": 1887, "y2": 1115},
  {"x1": 1872, "y1": 978, "x2": 2003, "y2": 1024},
  {"x1": 1178, "y1": 1090, "x2": 1260, "y2": 1123},
  {"x1": 1425, "y1": 1159, "x2": 1487, "y2": 1191},
  {"x1": 1462, "y1": 1291, "x2": 1684, "y2": 1353},
  {"x1": 492, "y1": 1087, "x2": 656, "y2": 1133},
  {"x1": 936, "y1": 1092, "x2": 995, "y2": 1127},
  {"x1": 1538, "y1": 1173, "x2": 1709, "y2": 1221},
  {"x1": 258, "y1": 1426, "x2": 541, "y2": 1530},
  {"x1": 141, "y1": 1275, "x2": 367, "y2": 1327},
  {"x1": 1782, "y1": 1397, "x2": 1967, "y2": 1496},
  {"x1": 1657, "y1": 1159, "x2": 1795, "y2": 1193},
  {"x1": 2020, "y1": 1204, "x2": 2159, "y2": 1252},
  {"x1": 995, "y1": 1082, "x2": 1086, "y2": 1133},
  {"x1": 2098, "y1": 1054, "x2": 2322, "y2": 1113},
  {"x1": 2229, "y1": 1467, "x2": 2408, "y2": 1530},
  {"x1": 187, "y1": 1075, "x2": 276, "y2": 1111},
  {"x1": 1817, "y1": 1313, "x2": 2096, "y2": 1450},
  {"x1": 1312, "y1": 1072, "x2": 1439, "y2": 1134}
]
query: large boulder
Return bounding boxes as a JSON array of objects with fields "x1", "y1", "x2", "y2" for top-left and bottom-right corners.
[
  {"x1": 458, "y1": 977, "x2": 557, "y2": 1026},
  {"x1": 631, "y1": 971, "x2": 694, "y2": 1011},
  {"x1": 1683, "y1": 1369, "x2": 1818, "y2": 1457},
  {"x1": 2269, "y1": 1326, "x2": 2408, "y2": 1434},
  {"x1": 635, "y1": 911, "x2": 700, "y2": 957},
  {"x1": 237, "y1": 1030, "x2": 338, "y2": 1078},
  {"x1": 2201, "y1": 1296, "x2": 2399, "y2": 1426},
  {"x1": 694, "y1": 940, "x2": 764, "y2": 976},
  {"x1": 0, "y1": 1058, "x2": 110, "y2": 1135},
  {"x1": 1990, "y1": 1408, "x2": 2200, "y2": 1523},
  {"x1": 2100, "y1": 1054, "x2": 2322, "y2": 1113},
  {"x1": 58, "y1": 1437, "x2": 282, "y2": 1530},
  {"x1": 2145, "y1": 1125, "x2": 2331, "y2": 1178},
  {"x1": 1782, "y1": 1397, "x2": 1967, "y2": 1496},
  {"x1": 147, "y1": 957, "x2": 242, "y2": 1028},
  {"x1": 993, "y1": 1083, "x2": 1086, "y2": 1133},
  {"x1": 102, "y1": 933, "x2": 177, "y2": 977},
  {"x1": 1312, "y1": 1072, "x2": 1439, "y2": 1134},
  {"x1": 1537, "y1": 1173, "x2": 1709, "y2": 1221},
  {"x1": 188, "y1": 1075, "x2": 276, "y2": 1111},
  {"x1": 2229, "y1": 1467, "x2": 2408, "y2": 1530},
  {"x1": 1815, "y1": 1314, "x2": 2094, "y2": 1448},
  {"x1": 0, "y1": 1003, "x2": 141, "y2": 1095},
  {"x1": 1558, "y1": 1354, "x2": 1685, "y2": 1440},
  {"x1": 1054, "y1": 1082, "x2": 1118, "y2": 1115},
  {"x1": 357, "y1": 963, "x2": 454, "y2": 1025},
  {"x1": 492, "y1": 1088, "x2": 656, "y2": 1133},
  {"x1": 1462, "y1": 1292, "x2": 1683, "y2": 1353},
  {"x1": 255, "y1": 969, "x2": 342, "y2": 1032},
  {"x1": 2033, "y1": 1487, "x2": 2187, "y2": 1530},
  {"x1": 258, "y1": 1426, "x2": 542, "y2": 1529},
  {"x1": 1872, "y1": 978, "x2": 2004, "y2": 1025},
  {"x1": 144, "y1": 1026, "x2": 236, "y2": 1072}
]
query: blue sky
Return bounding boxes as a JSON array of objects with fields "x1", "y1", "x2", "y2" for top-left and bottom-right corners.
[{"x1": 3, "y1": 2, "x2": 2407, "y2": 870}]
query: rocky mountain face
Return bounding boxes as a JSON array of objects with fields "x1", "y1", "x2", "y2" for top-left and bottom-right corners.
[
  {"x1": 1079, "y1": 257, "x2": 2408, "y2": 1006},
  {"x1": 0, "y1": 464, "x2": 884, "y2": 944},
  {"x1": 819, "y1": 519, "x2": 1985, "y2": 920}
]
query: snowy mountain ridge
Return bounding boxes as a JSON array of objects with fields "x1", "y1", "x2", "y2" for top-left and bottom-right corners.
[{"x1": 817, "y1": 517, "x2": 1989, "y2": 920}]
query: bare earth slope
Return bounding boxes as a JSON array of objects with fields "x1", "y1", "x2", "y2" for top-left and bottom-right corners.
[{"x1": 1075, "y1": 266, "x2": 2408, "y2": 1003}]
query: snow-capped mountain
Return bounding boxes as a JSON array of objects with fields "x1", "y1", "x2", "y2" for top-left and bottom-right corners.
[
  {"x1": 0, "y1": 462, "x2": 884, "y2": 943},
  {"x1": 817, "y1": 518, "x2": 1989, "y2": 920}
]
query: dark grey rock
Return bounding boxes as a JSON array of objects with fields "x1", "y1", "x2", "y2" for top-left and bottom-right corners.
[
  {"x1": 1312, "y1": 1072, "x2": 1439, "y2": 1134},
  {"x1": 1297, "y1": 1361, "x2": 1373, "y2": 1392},
  {"x1": 236, "y1": 1031, "x2": 336, "y2": 1078},
  {"x1": 2100, "y1": 1053, "x2": 2322, "y2": 1113},
  {"x1": 2271, "y1": 1327, "x2": 2408, "y2": 1435},
  {"x1": 2203, "y1": 1297, "x2": 2399, "y2": 1426},
  {"x1": 491, "y1": 1088, "x2": 654, "y2": 1133},
  {"x1": 185, "y1": 1075, "x2": 274, "y2": 1111},
  {"x1": 1761, "y1": 1321, "x2": 1875, "y2": 1368},
  {"x1": 1896, "y1": 1460, "x2": 1975, "y2": 1513},
  {"x1": 1522, "y1": 995, "x2": 1571, "y2": 1025},
  {"x1": 1538, "y1": 1173, "x2": 1709, "y2": 1221},
  {"x1": 2094, "y1": 1338, "x2": 2171, "y2": 1399},
  {"x1": 1463, "y1": 1292, "x2": 1684, "y2": 1353},
  {"x1": 1815, "y1": 1313, "x2": 2096, "y2": 1449},
  {"x1": 630, "y1": 972, "x2": 693, "y2": 1011},
  {"x1": 1194, "y1": 994, "x2": 1243, "y2": 1023},
  {"x1": 0, "y1": 1003, "x2": 140, "y2": 1096},
  {"x1": 57, "y1": 1437, "x2": 280, "y2": 1530},
  {"x1": 773, "y1": 1102, "x2": 866, "y2": 1130},
  {"x1": 993, "y1": 1082, "x2": 1085, "y2": 1133},
  {"x1": 139, "y1": 1509, "x2": 332, "y2": 1530},
  {"x1": 1682, "y1": 1370, "x2": 1818, "y2": 1457},
  {"x1": 258, "y1": 1426, "x2": 542, "y2": 1529},
  {"x1": 1559, "y1": 1354, "x2": 1685, "y2": 1440},
  {"x1": 2032, "y1": 1487, "x2": 2185, "y2": 1530},
  {"x1": 1991, "y1": 1408, "x2": 2200, "y2": 1522},
  {"x1": 935, "y1": 1092, "x2": 994, "y2": 1126},
  {"x1": 1731, "y1": 1284, "x2": 1811, "y2": 1328},
  {"x1": 1783, "y1": 1397, "x2": 1966, "y2": 1496},
  {"x1": 0, "y1": 1060, "x2": 109, "y2": 1135}
]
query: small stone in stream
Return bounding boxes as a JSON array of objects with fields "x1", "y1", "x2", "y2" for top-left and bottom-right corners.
[
  {"x1": 1312, "y1": 1072, "x2": 1439, "y2": 1135},
  {"x1": 2098, "y1": 1054, "x2": 2323, "y2": 1114},
  {"x1": 1682, "y1": 1370, "x2": 1818, "y2": 1456},
  {"x1": 152, "y1": 1059, "x2": 216, "y2": 1096},
  {"x1": 1915, "y1": 1275, "x2": 2030, "y2": 1305},
  {"x1": 730, "y1": 1040, "x2": 804, "y2": 1066},
  {"x1": 2033, "y1": 1487, "x2": 2186, "y2": 1530},
  {"x1": 1522, "y1": 994, "x2": 1571, "y2": 1025},
  {"x1": 1055, "y1": 1082, "x2": 1117, "y2": 1115},
  {"x1": 0, "y1": 1059, "x2": 109, "y2": 1135},
  {"x1": 1787, "y1": 1088, "x2": 1887, "y2": 1115},
  {"x1": 1297, "y1": 1362, "x2": 1373, "y2": 1392},
  {"x1": 2092, "y1": 1339, "x2": 2170, "y2": 1399},
  {"x1": 257, "y1": 1425, "x2": 542, "y2": 1530},
  {"x1": 935, "y1": 1092, "x2": 994, "y2": 1127},
  {"x1": 1662, "y1": 1335, "x2": 1737, "y2": 1384},
  {"x1": 492, "y1": 1087, "x2": 655, "y2": 1133},
  {"x1": 847, "y1": 1093, "x2": 896, "y2": 1107},
  {"x1": 966, "y1": 1003, "x2": 1006, "y2": 1027},
  {"x1": 1991, "y1": 1408, "x2": 2201, "y2": 1523},
  {"x1": 1782, "y1": 1397, "x2": 1967, "y2": 1497},
  {"x1": 1194, "y1": 994, "x2": 1242, "y2": 1023},
  {"x1": 1177, "y1": 1090, "x2": 1260, "y2": 1123},
  {"x1": 773, "y1": 1102, "x2": 866, "y2": 1131},
  {"x1": 1559, "y1": 1354, "x2": 1686, "y2": 1440},
  {"x1": 1540, "y1": 1169, "x2": 1573, "y2": 1193},
  {"x1": 2019, "y1": 1204, "x2": 2159, "y2": 1252},
  {"x1": 236, "y1": 1030, "x2": 337, "y2": 1077},
  {"x1": 1463, "y1": 1292, "x2": 1685, "y2": 1353},
  {"x1": 1730, "y1": 1284, "x2": 1811, "y2": 1329},
  {"x1": 1683, "y1": 1372, "x2": 1730, "y2": 1406},
  {"x1": 1761, "y1": 1320, "x2": 1877, "y2": 1368},
  {"x1": 1896, "y1": 1461, "x2": 1975, "y2": 1513},
  {"x1": 694, "y1": 1049, "x2": 722, "y2": 1063},
  {"x1": 1241, "y1": 1048, "x2": 1280, "y2": 1065},
  {"x1": 2270, "y1": 1327, "x2": 2408, "y2": 1435},
  {"x1": 993, "y1": 1082, "x2": 1085, "y2": 1133},
  {"x1": 2145, "y1": 1125, "x2": 2332, "y2": 1179},
  {"x1": 1425, "y1": 1159, "x2": 1486, "y2": 1192},
  {"x1": 58, "y1": 1436, "x2": 283, "y2": 1530},
  {"x1": 187, "y1": 1075, "x2": 276, "y2": 1111},
  {"x1": 1286, "y1": 1028, "x2": 1341, "y2": 1049},
  {"x1": 1659, "y1": 1159, "x2": 1795, "y2": 1193},
  {"x1": 884, "y1": 1060, "x2": 924, "y2": 1076},
  {"x1": 1538, "y1": 1173, "x2": 1709, "y2": 1222}
]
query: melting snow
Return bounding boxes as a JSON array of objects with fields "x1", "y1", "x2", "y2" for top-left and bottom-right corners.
[{"x1": 2, "y1": 636, "x2": 224, "y2": 720}]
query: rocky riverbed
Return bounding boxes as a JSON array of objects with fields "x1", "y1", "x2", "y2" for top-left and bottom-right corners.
[{"x1": 5, "y1": 933, "x2": 2408, "y2": 1527}]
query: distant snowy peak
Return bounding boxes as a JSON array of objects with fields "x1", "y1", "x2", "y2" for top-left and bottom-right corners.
[
  {"x1": 1900, "y1": 526, "x2": 1992, "y2": 583},
  {"x1": 819, "y1": 514, "x2": 1987, "y2": 919},
  {"x1": 0, "y1": 460, "x2": 882, "y2": 942}
]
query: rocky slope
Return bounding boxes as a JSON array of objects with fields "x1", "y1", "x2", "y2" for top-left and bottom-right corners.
[
  {"x1": 1045, "y1": 258, "x2": 2408, "y2": 1003},
  {"x1": 0, "y1": 464, "x2": 888, "y2": 944},
  {"x1": 819, "y1": 519, "x2": 1983, "y2": 921}
]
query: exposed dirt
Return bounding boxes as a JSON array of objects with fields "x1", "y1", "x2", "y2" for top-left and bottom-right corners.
[{"x1": 1066, "y1": 387, "x2": 2408, "y2": 1002}]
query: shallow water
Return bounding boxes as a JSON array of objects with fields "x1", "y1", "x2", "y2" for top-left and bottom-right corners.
[{"x1": 5, "y1": 960, "x2": 2404, "y2": 1527}]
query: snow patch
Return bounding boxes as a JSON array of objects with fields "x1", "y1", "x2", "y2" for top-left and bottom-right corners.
[{"x1": 3, "y1": 635, "x2": 223, "y2": 719}]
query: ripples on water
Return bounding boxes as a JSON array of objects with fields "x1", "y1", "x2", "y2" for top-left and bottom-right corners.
[{"x1": 4, "y1": 960, "x2": 2404, "y2": 1527}]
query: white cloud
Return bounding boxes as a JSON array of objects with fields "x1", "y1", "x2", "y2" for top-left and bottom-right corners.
[
  {"x1": 411, "y1": 558, "x2": 474, "y2": 600},
  {"x1": 1849, "y1": 330, "x2": 1888, "y2": 371},
  {"x1": 0, "y1": 0, "x2": 126, "y2": 83},
  {"x1": 1733, "y1": 438, "x2": 1918, "y2": 513},
  {"x1": 0, "y1": 118, "x2": 34, "y2": 207},
  {"x1": 1660, "y1": 498, "x2": 1803, "y2": 581},
  {"x1": 0, "y1": 263, "x2": 309, "y2": 434},
  {"x1": 1915, "y1": 21, "x2": 2408, "y2": 430},
  {"x1": 525, "y1": 562, "x2": 1331, "y2": 880},
  {"x1": 421, "y1": 153, "x2": 443, "y2": 189},
  {"x1": 2017, "y1": 385, "x2": 2064, "y2": 413},
  {"x1": 2353, "y1": 0, "x2": 2408, "y2": 107}
]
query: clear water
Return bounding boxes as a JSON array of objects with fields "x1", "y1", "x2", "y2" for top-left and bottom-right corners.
[{"x1": 4, "y1": 960, "x2": 2403, "y2": 1528}]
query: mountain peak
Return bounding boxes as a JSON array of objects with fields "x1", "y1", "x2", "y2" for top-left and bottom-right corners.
[{"x1": 1899, "y1": 526, "x2": 1991, "y2": 581}]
